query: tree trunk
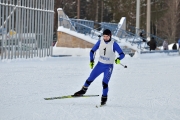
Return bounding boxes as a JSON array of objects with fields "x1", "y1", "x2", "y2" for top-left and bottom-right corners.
[
  {"x1": 95, "y1": 0, "x2": 99, "y2": 22},
  {"x1": 77, "y1": 0, "x2": 80, "y2": 19}
]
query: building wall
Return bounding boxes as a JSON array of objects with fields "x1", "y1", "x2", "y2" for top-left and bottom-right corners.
[{"x1": 56, "y1": 31, "x2": 94, "y2": 48}]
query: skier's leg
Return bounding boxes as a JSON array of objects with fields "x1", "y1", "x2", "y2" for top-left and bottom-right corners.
[
  {"x1": 83, "y1": 63, "x2": 103, "y2": 87},
  {"x1": 101, "y1": 65, "x2": 113, "y2": 105},
  {"x1": 74, "y1": 63, "x2": 103, "y2": 95}
]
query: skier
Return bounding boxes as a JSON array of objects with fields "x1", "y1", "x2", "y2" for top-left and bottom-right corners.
[{"x1": 74, "y1": 29, "x2": 125, "y2": 105}]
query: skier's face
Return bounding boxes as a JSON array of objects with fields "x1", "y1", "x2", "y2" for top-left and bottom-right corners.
[{"x1": 103, "y1": 35, "x2": 111, "y2": 41}]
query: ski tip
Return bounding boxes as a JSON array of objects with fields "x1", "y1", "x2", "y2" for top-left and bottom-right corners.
[
  {"x1": 94, "y1": 95, "x2": 99, "y2": 96},
  {"x1": 44, "y1": 98, "x2": 50, "y2": 100}
]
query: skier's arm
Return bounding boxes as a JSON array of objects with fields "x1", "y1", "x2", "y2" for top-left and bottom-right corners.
[
  {"x1": 90, "y1": 40, "x2": 100, "y2": 61},
  {"x1": 113, "y1": 42, "x2": 125, "y2": 60}
]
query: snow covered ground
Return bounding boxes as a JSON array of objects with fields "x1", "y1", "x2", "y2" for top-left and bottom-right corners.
[{"x1": 1, "y1": 47, "x2": 180, "y2": 120}]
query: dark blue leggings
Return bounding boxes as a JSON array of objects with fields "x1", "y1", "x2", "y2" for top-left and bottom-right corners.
[{"x1": 84, "y1": 62, "x2": 113, "y2": 96}]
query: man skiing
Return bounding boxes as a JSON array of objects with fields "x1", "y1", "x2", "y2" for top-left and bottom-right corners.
[{"x1": 74, "y1": 29, "x2": 125, "y2": 105}]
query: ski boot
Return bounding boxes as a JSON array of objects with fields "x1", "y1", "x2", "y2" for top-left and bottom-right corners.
[
  {"x1": 101, "y1": 96, "x2": 107, "y2": 105},
  {"x1": 74, "y1": 86, "x2": 88, "y2": 96}
]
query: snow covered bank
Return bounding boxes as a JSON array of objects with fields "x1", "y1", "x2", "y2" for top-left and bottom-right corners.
[{"x1": 1, "y1": 54, "x2": 180, "y2": 120}]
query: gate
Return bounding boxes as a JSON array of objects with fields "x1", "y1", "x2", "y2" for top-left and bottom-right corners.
[{"x1": 0, "y1": 0, "x2": 54, "y2": 60}]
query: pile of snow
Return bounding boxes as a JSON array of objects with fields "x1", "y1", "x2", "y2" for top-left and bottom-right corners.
[
  {"x1": 53, "y1": 46, "x2": 180, "y2": 59},
  {"x1": 53, "y1": 46, "x2": 135, "y2": 59},
  {"x1": 53, "y1": 47, "x2": 92, "y2": 57},
  {"x1": 159, "y1": 43, "x2": 179, "y2": 50}
]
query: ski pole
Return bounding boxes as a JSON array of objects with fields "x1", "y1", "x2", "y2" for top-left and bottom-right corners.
[{"x1": 120, "y1": 63, "x2": 127, "y2": 68}]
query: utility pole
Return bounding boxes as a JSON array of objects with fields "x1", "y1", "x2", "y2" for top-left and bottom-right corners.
[
  {"x1": 101, "y1": 0, "x2": 104, "y2": 22},
  {"x1": 136, "y1": 0, "x2": 140, "y2": 35},
  {"x1": 147, "y1": 0, "x2": 151, "y2": 40},
  {"x1": 77, "y1": 0, "x2": 80, "y2": 19}
]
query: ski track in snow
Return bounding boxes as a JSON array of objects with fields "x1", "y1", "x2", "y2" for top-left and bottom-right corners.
[{"x1": 0, "y1": 55, "x2": 180, "y2": 120}]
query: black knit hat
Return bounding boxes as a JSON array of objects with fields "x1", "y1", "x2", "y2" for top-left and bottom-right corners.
[{"x1": 103, "y1": 29, "x2": 111, "y2": 36}]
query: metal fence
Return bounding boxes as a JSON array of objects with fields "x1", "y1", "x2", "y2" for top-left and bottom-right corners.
[
  {"x1": 0, "y1": 0, "x2": 54, "y2": 60},
  {"x1": 58, "y1": 17, "x2": 150, "y2": 50},
  {"x1": 128, "y1": 26, "x2": 164, "y2": 47}
]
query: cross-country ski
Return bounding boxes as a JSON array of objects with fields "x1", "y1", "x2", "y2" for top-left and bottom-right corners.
[{"x1": 44, "y1": 95, "x2": 99, "y2": 100}]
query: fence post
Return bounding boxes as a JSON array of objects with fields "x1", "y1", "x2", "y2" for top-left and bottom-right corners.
[{"x1": 0, "y1": 0, "x2": 54, "y2": 60}]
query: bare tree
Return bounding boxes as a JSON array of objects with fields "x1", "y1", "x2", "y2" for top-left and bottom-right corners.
[
  {"x1": 52, "y1": 0, "x2": 180, "y2": 42},
  {"x1": 158, "y1": 0, "x2": 180, "y2": 43}
]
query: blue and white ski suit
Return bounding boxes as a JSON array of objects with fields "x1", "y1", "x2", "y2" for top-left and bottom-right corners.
[{"x1": 83, "y1": 39, "x2": 125, "y2": 97}]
